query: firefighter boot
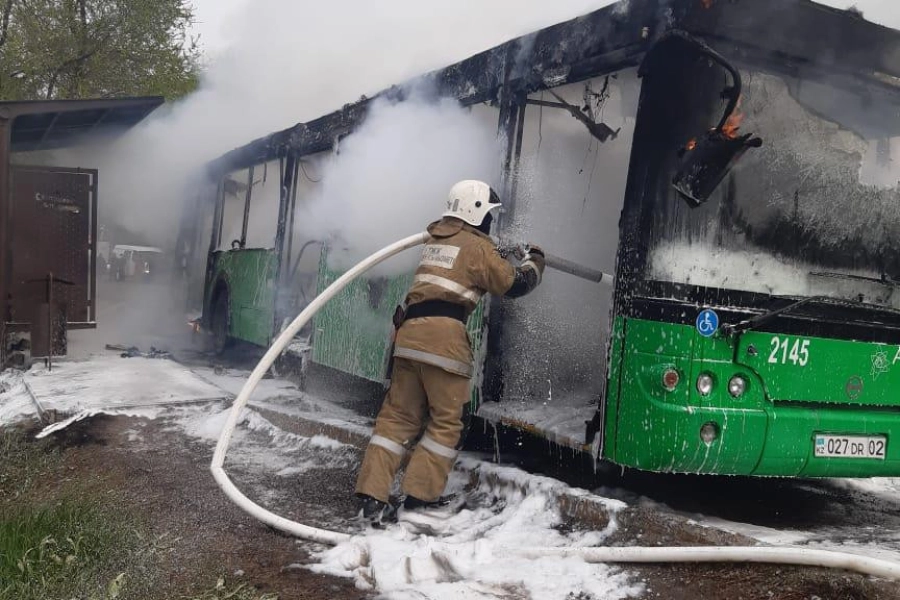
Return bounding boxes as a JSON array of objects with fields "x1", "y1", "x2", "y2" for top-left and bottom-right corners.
[
  {"x1": 403, "y1": 494, "x2": 454, "y2": 511},
  {"x1": 358, "y1": 494, "x2": 398, "y2": 528}
]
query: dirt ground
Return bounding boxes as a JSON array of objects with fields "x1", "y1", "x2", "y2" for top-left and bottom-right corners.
[
  {"x1": 33, "y1": 414, "x2": 369, "y2": 600},
  {"x1": 17, "y1": 411, "x2": 900, "y2": 600}
]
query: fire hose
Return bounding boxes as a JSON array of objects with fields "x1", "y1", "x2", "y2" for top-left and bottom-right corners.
[
  {"x1": 544, "y1": 251, "x2": 612, "y2": 285},
  {"x1": 498, "y1": 242, "x2": 613, "y2": 285},
  {"x1": 211, "y1": 232, "x2": 900, "y2": 581}
]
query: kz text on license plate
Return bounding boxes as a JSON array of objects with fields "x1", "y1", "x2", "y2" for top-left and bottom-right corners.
[{"x1": 814, "y1": 435, "x2": 886, "y2": 460}]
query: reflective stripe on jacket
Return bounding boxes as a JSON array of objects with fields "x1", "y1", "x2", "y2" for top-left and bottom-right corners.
[{"x1": 394, "y1": 217, "x2": 516, "y2": 377}]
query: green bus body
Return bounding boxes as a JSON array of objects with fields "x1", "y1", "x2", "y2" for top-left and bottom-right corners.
[
  {"x1": 605, "y1": 317, "x2": 900, "y2": 477},
  {"x1": 311, "y1": 253, "x2": 410, "y2": 382},
  {"x1": 210, "y1": 245, "x2": 487, "y2": 410},
  {"x1": 207, "y1": 249, "x2": 278, "y2": 348}
]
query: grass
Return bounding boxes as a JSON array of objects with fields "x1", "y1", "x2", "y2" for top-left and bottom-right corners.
[
  {"x1": 0, "y1": 501, "x2": 132, "y2": 600},
  {"x1": 0, "y1": 427, "x2": 60, "y2": 502},
  {"x1": 0, "y1": 427, "x2": 143, "y2": 600},
  {"x1": 0, "y1": 427, "x2": 278, "y2": 600}
]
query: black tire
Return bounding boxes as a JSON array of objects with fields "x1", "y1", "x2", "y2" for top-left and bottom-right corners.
[{"x1": 211, "y1": 292, "x2": 230, "y2": 355}]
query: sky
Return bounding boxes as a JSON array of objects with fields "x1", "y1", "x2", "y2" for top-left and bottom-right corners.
[{"x1": 189, "y1": 0, "x2": 900, "y2": 56}]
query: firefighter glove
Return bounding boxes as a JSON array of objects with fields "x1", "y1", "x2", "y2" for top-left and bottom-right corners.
[
  {"x1": 526, "y1": 244, "x2": 545, "y2": 258},
  {"x1": 523, "y1": 250, "x2": 545, "y2": 277}
]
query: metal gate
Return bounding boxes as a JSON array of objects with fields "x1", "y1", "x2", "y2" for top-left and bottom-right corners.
[{"x1": 8, "y1": 166, "x2": 97, "y2": 355}]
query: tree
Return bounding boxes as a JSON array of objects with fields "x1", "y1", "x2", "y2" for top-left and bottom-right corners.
[{"x1": 0, "y1": 0, "x2": 200, "y2": 101}]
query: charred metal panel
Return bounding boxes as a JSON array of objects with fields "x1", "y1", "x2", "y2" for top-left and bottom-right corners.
[
  {"x1": 8, "y1": 167, "x2": 96, "y2": 327},
  {"x1": 676, "y1": 0, "x2": 900, "y2": 83},
  {"x1": 206, "y1": 101, "x2": 371, "y2": 178},
  {"x1": 205, "y1": 1, "x2": 661, "y2": 177},
  {"x1": 426, "y1": 0, "x2": 659, "y2": 100},
  {"x1": 206, "y1": 0, "x2": 900, "y2": 185}
]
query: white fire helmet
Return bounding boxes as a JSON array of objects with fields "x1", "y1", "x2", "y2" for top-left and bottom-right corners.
[{"x1": 443, "y1": 180, "x2": 502, "y2": 226}]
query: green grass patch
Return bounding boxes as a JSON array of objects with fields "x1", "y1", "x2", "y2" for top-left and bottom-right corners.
[
  {"x1": 0, "y1": 427, "x2": 276, "y2": 600},
  {"x1": 0, "y1": 428, "x2": 145, "y2": 600},
  {"x1": 0, "y1": 501, "x2": 129, "y2": 600}
]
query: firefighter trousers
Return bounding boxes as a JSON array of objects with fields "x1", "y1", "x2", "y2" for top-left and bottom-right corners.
[{"x1": 355, "y1": 357, "x2": 471, "y2": 503}]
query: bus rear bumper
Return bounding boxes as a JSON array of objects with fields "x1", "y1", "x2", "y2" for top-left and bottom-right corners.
[
  {"x1": 613, "y1": 401, "x2": 900, "y2": 478},
  {"x1": 756, "y1": 404, "x2": 900, "y2": 478}
]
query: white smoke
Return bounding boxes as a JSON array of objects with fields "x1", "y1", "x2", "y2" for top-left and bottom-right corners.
[
  {"x1": 95, "y1": 0, "x2": 900, "y2": 246},
  {"x1": 64, "y1": 0, "x2": 900, "y2": 358},
  {"x1": 94, "y1": 0, "x2": 614, "y2": 246},
  {"x1": 300, "y1": 93, "x2": 501, "y2": 276},
  {"x1": 58, "y1": 0, "x2": 615, "y2": 355}
]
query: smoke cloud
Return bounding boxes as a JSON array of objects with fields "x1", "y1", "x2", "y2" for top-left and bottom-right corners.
[
  {"x1": 63, "y1": 0, "x2": 900, "y2": 361},
  {"x1": 300, "y1": 93, "x2": 501, "y2": 276},
  {"x1": 92, "y1": 0, "x2": 900, "y2": 246},
  {"x1": 92, "y1": 0, "x2": 614, "y2": 246},
  {"x1": 59, "y1": 0, "x2": 617, "y2": 355}
]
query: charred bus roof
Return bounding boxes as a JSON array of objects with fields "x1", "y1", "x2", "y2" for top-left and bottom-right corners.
[{"x1": 206, "y1": 0, "x2": 900, "y2": 177}]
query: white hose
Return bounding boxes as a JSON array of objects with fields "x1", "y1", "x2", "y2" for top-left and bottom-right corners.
[
  {"x1": 211, "y1": 232, "x2": 900, "y2": 582},
  {"x1": 211, "y1": 231, "x2": 429, "y2": 546},
  {"x1": 521, "y1": 546, "x2": 900, "y2": 581}
]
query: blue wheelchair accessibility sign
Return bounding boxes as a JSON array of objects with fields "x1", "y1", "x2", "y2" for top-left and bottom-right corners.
[{"x1": 696, "y1": 309, "x2": 719, "y2": 337}]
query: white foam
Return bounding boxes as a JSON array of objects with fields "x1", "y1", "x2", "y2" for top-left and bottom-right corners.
[
  {"x1": 172, "y1": 403, "x2": 357, "y2": 477},
  {"x1": 0, "y1": 370, "x2": 36, "y2": 426},
  {"x1": 311, "y1": 464, "x2": 641, "y2": 600},
  {"x1": 649, "y1": 240, "x2": 898, "y2": 307}
]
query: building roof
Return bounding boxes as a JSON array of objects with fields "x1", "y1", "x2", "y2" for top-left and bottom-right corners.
[{"x1": 0, "y1": 96, "x2": 164, "y2": 152}]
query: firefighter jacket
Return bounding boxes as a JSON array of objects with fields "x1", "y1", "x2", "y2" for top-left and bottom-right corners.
[{"x1": 393, "y1": 217, "x2": 539, "y2": 378}]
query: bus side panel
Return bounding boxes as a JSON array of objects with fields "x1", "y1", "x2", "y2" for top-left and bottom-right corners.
[
  {"x1": 216, "y1": 249, "x2": 277, "y2": 347},
  {"x1": 734, "y1": 331, "x2": 900, "y2": 476},
  {"x1": 602, "y1": 316, "x2": 628, "y2": 463},
  {"x1": 759, "y1": 407, "x2": 900, "y2": 477},
  {"x1": 311, "y1": 252, "x2": 411, "y2": 383},
  {"x1": 310, "y1": 249, "x2": 488, "y2": 402}
]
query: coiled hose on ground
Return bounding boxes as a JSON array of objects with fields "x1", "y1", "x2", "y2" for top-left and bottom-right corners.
[{"x1": 211, "y1": 232, "x2": 900, "y2": 581}]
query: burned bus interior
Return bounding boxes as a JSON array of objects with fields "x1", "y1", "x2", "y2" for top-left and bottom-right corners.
[{"x1": 182, "y1": 0, "x2": 900, "y2": 465}]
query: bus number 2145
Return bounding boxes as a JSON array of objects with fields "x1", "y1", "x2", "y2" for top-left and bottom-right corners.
[{"x1": 768, "y1": 337, "x2": 810, "y2": 366}]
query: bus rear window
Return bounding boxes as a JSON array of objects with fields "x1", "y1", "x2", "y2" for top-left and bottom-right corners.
[{"x1": 647, "y1": 70, "x2": 900, "y2": 309}]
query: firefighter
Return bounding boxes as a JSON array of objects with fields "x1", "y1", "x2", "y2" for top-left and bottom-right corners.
[{"x1": 355, "y1": 179, "x2": 545, "y2": 524}]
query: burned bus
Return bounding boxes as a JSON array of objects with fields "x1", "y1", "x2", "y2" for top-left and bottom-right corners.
[{"x1": 182, "y1": 0, "x2": 900, "y2": 477}]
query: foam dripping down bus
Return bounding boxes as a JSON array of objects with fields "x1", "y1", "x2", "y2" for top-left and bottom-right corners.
[{"x1": 178, "y1": 0, "x2": 900, "y2": 478}]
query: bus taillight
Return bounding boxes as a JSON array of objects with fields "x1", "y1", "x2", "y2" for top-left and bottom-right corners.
[{"x1": 662, "y1": 368, "x2": 680, "y2": 391}]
